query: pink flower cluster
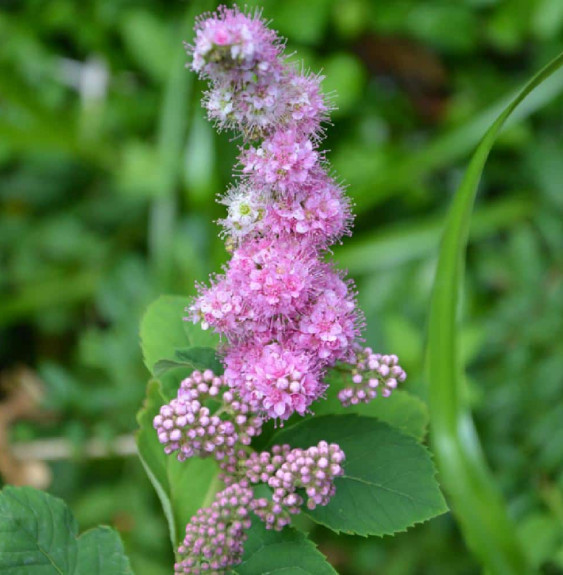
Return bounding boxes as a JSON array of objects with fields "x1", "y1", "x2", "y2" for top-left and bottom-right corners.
[
  {"x1": 243, "y1": 442, "x2": 345, "y2": 529},
  {"x1": 189, "y1": 6, "x2": 327, "y2": 138},
  {"x1": 157, "y1": 8, "x2": 409, "y2": 574},
  {"x1": 174, "y1": 440, "x2": 344, "y2": 573},
  {"x1": 338, "y1": 348, "x2": 407, "y2": 407},
  {"x1": 175, "y1": 482, "x2": 253, "y2": 574},
  {"x1": 154, "y1": 370, "x2": 263, "y2": 463},
  {"x1": 187, "y1": 5, "x2": 361, "y2": 421}
]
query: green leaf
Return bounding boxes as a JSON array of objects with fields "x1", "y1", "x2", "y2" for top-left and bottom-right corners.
[
  {"x1": 0, "y1": 486, "x2": 132, "y2": 575},
  {"x1": 175, "y1": 347, "x2": 223, "y2": 374},
  {"x1": 77, "y1": 526, "x2": 134, "y2": 574},
  {"x1": 153, "y1": 348, "x2": 223, "y2": 378},
  {"x1": 314, "y1": 369, "x2": 429, "y2": 441},
  {"x1": 140, "y1": 295, "x2": 219, "y2": 375},
  {"x1": 235, "y1": 518, "x2": 337, "y2": 575},
  {"x1": 136, "y1": 379, "x2": 220, "y2": 548},
  {"x1": 270, "y1": 415, "x2": 447, "y2": 536},
  {"x1": 427, "y1": 52, "x2": 563, "y2": 575}
]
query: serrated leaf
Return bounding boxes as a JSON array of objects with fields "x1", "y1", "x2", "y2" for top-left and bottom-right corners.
[
  {"x1": 235, "y1": 518, "x2": 337, "y2": 575},
  {"x1": 271, "y1": 415, "x2": 447, "y2": 537},
  {"x1": 136, "y1": 379, "x2": 220, "y2": 547},
  {"x1": 77, "y1": 526, "x2": 133, "y2": 574},
  {"x1": 140, "y1": 295, "x2": 219, "y2": 375},
  {"x1": 315, "y1": 369, "x2": 429, "y2": 441},
  {"x1": 0, "y1": 486, "x2": 132, "y2": 575}
]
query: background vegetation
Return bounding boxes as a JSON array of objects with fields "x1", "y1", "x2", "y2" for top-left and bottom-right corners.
[{"x1": 1, "y1": 0, "x2": 562, "y2": 573}]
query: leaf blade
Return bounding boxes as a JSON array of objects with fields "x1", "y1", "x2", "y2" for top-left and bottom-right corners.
[
  {"x1": 0, "y1": 486, "x2": 132, "y2": 575},
  {"x1": 315, "y1": 369, "x2": 429, "y2": 441},
  {"x1": 235, "y1": 519, "x2": 337, "y2": 575},
  {"x1": 140, "y1": 295, "x2": 219, "y2": 375},
  {"x1": 270, "y1": 415, "x2": 446, "y2": 536},
  {"x1": 77, "y1": 526, "x2": 133, "y2": 575}
]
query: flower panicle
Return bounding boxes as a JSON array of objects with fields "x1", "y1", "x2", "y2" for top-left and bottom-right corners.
[
  {"x1": 154, "y1": 6, "x2": 409, "y2": 572},
  {"x1": 186, "y1": 4, "x2": 361, "y2": 421}
]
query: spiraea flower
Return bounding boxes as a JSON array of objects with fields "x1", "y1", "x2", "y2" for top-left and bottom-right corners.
[
  {"x1": 242, "y1": 442, "x2": 345, "y2": 529},
  {"x1": 224, "y1": 341, "x2": 324, "y2": 420},
  {"x1": 240, "y1": 128, "x2": 320, "y2": 193},
  {"x1": 153, "y1": 7, "x2": 407, "y2": 573},
  {"x1": 187, "y1": 4, "x2": 365, "y2": 422}
]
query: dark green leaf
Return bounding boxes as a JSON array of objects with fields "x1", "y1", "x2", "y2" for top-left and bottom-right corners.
[
  {"x1": 271, "y1": 415, "x2": 447, "y2": 536},
  {"x1": 235, "y1": 518, "x2": 337, "y2": 575},
  {"x1": 174, "y1": 347, "x2": 223, "y2": 374},
  {"x1": 0, "y1": 486, "x2": 132, "y2": 575}
]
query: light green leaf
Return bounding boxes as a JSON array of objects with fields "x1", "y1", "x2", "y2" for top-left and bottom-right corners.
[
  {"x1": 140, "y1": 295, "x2": 219, "y2": 375},
  {"x1": 427, "y1": 52, "x2": 563, "y2": 575},
  {"x1": 136, "y1": 379, "x2": 220, "y2": 548},
  {"x1": 235, "y1": 519, "x2": 337, "y2": 575},
  {"x1": 270, "y1": 415, "x2": 447, "y2": 536},
  {"x1": 314, "y1": 369, "x2": 429, "y2": 441},
  {"x1": 0, "y1": 486, "x2": 132, "y2": 575}
]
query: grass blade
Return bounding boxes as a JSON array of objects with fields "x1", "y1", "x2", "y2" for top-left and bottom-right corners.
[{"x1": 427, "y1": 52, "x2": 563, "y2": 575}]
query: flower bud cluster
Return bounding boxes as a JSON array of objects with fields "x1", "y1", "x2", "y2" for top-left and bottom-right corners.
[
  {"x1": 242, "y1": 441, "x2": 345, "y2": 529},
  {"x1": 175, "y1": 482, "x2": 253, "y2": 574},
  {"x1": 153, "y1": 370, "x2": 263, "y2": 462},
  {"x1": 174, "y1": 440, "x2": 345, "y2": 573},
  {"x1": 187, "y1": 6, "x2": 362, "y2": 421},
  {"x1": 338, "y1": 348, "x2": 407, "y2": 407}
]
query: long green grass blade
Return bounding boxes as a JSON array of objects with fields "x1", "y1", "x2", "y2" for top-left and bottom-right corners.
[{"x1": 427, "y1": 52, "x2": 563, "y2": 575}]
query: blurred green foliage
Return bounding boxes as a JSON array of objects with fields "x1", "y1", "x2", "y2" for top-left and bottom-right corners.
[{"x1": 0, "y1": 0, "x2": 562, "y2": 573}]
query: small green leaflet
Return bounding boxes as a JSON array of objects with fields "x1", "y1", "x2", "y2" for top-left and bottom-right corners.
[
  {"x1": 140, "y1": 295, "x2": 219, "y2": 375},
  {"x1": 154, "y1": 346, "x2": 223, "y2": 377},
  {"x1": 0, "y1": 486, "x2": 132, "y2": 575},
  {"x1": 270, "y1": 415, "x2": 447, "y2": 537}
]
